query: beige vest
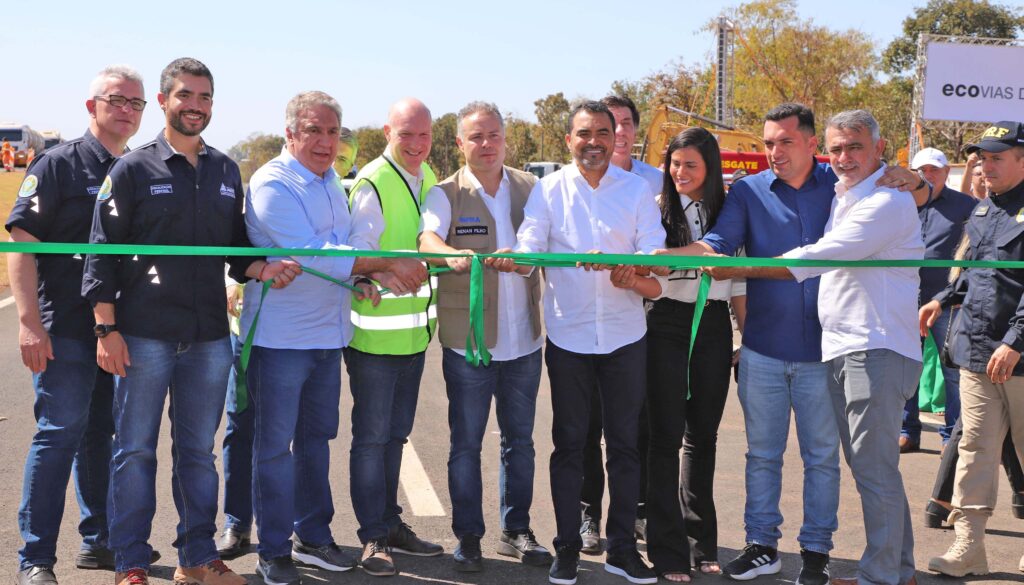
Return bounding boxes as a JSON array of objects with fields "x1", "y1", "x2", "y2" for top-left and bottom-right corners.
[{"x1": 436, "y1": 166, "x2": 542, "y2": 350}]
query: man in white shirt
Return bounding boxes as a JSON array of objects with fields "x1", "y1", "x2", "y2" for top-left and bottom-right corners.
[
  {"x1": 418, "y1": 101, "x2": 551, "y2": 573},
  {"x1": 708, "y1": 110, "x2": 924, "y2": 585},
  {"x1": 510, "y1": 100, "x2": 666, "y2": 585}
]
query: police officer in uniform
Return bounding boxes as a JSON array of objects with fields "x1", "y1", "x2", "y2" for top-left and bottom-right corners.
[
  {"x1": 924, "y1": 120, "x2": 1024, "y2": 576},
  {"x1": 7, "y1": 65, "x2": 151, "y2": 585}
]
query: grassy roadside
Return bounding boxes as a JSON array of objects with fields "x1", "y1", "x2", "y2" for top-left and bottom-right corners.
[{"x1": 0, "y1": 171, "x2": 25, "y2": 289}]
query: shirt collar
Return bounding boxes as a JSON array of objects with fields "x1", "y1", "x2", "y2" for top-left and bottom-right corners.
[
  {"x1": 383, "y1": 147, "x2": 422, "y2": 183},
  {"x1": 155, "y1": 131, "x2": 209, "y2": 161},
  {"x1": 464, "y1": 166, "x2": 509, "y2": 196},
  {"x1": 835, "y1": 162, "x2": 887, "y2": 202},
  {"x1": 768, "y1": 159, "x2": 826, "y2": 191},
  {"x1": 81, "y1": 128, "x2": 117, "y2": 163},
  {"x1": 566, "y1": 160, "x2": 616, "y2": 188},
  {"x1": 992, "y1": 178, "x2": 1024, "y2": 206},
  {"x1": 279, "y1": 146, "x2": 337, "y2": 185}
]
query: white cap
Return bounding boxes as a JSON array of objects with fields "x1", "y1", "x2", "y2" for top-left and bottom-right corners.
[{"x1": 911, "y1": 147, "x2": 949, "y2": 170}]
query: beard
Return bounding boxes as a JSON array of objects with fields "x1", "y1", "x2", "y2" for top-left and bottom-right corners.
[{"x1": 169, "y1": 110, "x2": 210, "y2": 137}]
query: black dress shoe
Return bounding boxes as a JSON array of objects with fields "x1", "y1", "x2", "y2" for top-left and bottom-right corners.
[
  {"x1": 924, "y1": 500, "x2": 953, "y2": 529},
  {"x1": 216, "y1": 527, "x2": 251, "y2": 559},
  {"x1": 76, "y1": 547, "x2": 162, "y2": 570},
  {"x1": 453, "y1": 535, "x2": 483, "y2": 572},
  {"x1": 16, "y1": 566, "x2": 57, "y2": 585},
  {"x1": 1013, "y1": 492, "x2": 1024, "y2": 520},
  {"x1": 387, "y1": 522, "x2": 443, "y2": 556},
  {"x1": 497, "y1": 529, "x2": 553, "y2": 566}
]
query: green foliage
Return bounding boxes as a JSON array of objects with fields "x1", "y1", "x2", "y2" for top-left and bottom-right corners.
[
  {"x1": 428, "y1": 113, "x2": 463, "y2": 179},
  {"x1": 353, "y1": 127, "x2": 387, "y2": 170},
  {"x1": 533, "y1": 92, "x2": 570, "y2": 162},
  {"x1": 505, "y1": 116, "x2": 541, "y2": 171},
  {"x1": 227, "y1": 132, "x2": 285, "y2": 185}
]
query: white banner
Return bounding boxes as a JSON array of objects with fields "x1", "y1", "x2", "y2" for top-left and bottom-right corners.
[{"x1": 922, "y1": 42, "x2": 1024, "y2": 123}]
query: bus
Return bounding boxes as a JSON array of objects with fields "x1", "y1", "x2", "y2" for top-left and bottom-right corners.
[
  {"x1": 0, "y1": 123, "x2": 45, "y2": 167},
  {"x1": 40, "y1": 129, "x2": 64, "y2": 151}
]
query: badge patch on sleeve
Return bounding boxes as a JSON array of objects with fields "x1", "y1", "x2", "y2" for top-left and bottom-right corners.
[
  {"x1": 455, "y1": 225, "x2": 488, "y2": 236},
  {"x1": 219, "y1": 183, "x2": 236, "y2": 198},
  {"x1": 18, "y1": 175, "x2": 38, "y2": 198},
  {"x1": 97, "y1": 176, "x2": 113, "y2": 201}
]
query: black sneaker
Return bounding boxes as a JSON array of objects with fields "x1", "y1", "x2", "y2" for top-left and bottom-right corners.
[
  {"x1": 386, "y1": 522, "x2": 443, "y2": 556},
  {"x1": 498, "y1": 528, "x2": 553, "y2": 566},
  {"x1": 360, "y1": 539, "x2": 396, "y2": 577},
  {"x1": 453, "y1": 535, "x2": 483, "y2": 573},
  {"x1": 291, "y1": 537, "x2": 357, "y2": 572},
  {"x1": 1013, "y1": 492, "x2": 1024, "y2": 520},
  {"x1": 257, "y1": 555, "x2": 301, "y2": 585},
  {"x1": 796, "y1": 549, "x2": 829, "y2": 585},
  {"x1": 549, "y1": 546, "x2": 579, "y2": 585},
  {"x1": 76, "y1": 546, "x2": 162, "y2": 570},
  {"x1": 16, "y1": 566, "x2": 57, "y2": 585},
  {"x1": 217, "y1": 527, "x2": 251, "y2": 559},
  {"x1": 580, "y1": 517, "x2": 602, "y2": 555},
  {"x1": 724, "y1": 544, "x2": 781, "y2": 580},
  {"x1": 605, "y1": 549, "x2": 657, "y2": 584}
]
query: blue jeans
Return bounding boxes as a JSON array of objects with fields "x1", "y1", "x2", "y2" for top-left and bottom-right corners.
[
  {"x1": 249, "y1": 346, "x2": 342, "y2": 559},
  {"x1": 344, "y1": 348, "x2": 425, "y2": 543},
  {"x1": 737, "y1": 345, "x2": 839, "y2": 554},
  {"x1": 221, "y1": 333, "x2": 253, "y2": 532},
  {"x1": 18, "y1": 336, "x2": 114, "y2": 570},
  {"x1": 442, "y1": 348, "x2": 542, "y2": 538},
  {"x1": 108, "y1": 335, "x2": 231, "y2": 572},
  {"x1": 902, "y1": 307, "x2": 961, "y2": 443}
]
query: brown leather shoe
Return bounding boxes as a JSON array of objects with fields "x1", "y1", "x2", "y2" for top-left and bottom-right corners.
[
  {"x1": 899, "y1": 436, "x2": 920, "y2": 453},
  {"x1": 115, "y1": 569, "x2": 149, "y2": 585},
  {"x1": 172, "y1": 560, "x2": 245, "y2": 585}
]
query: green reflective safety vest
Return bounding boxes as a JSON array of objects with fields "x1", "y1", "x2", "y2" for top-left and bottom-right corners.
[{"x1": 348, "y1": 156, "x2": 438, "y2": 355}]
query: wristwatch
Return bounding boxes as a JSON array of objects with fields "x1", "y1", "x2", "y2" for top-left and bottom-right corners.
[{"x1": 94, "y1": 323, "x2": 118, "y2": 338}]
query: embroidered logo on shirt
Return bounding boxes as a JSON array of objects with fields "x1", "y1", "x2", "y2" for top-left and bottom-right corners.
[
  {"x1": 219, "y1": 183, "x2": 235, "y2": 198},
  {"x1": 87, "y1": 186, "x2": 101, "y2": 196},
  {"x1": 455, "y1": 225, "x2": 489, "y2": 236},
  {"x1": 97, "y1": 176, "x2": 113, "y2": 201},
  {"x1": 458, "y1": 216, "x2": 481, "y2": 222},
  {"x1": 150, "y1": 184, "x2": 173, "y2": 196},
  {"x1": 18, "y1": 175, "x2": 38, "y2": 198},
  {"x1": 974, "y1": 206, "x2": 989, "y2": 216}
]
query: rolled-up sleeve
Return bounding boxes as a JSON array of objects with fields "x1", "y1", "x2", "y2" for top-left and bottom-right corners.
[
  {"x1": 702, "y1": 182, "x2": 750, "y2": 256},
  {"x1": 419, "y1": 186, "x2": 451, "y2": 238},
  {"x1": 634, "y1": 184, "x2": 667, "y2": 254},
  {"x1": 349, "y1": 181, "x2": 385, "y2": 251},
  {"x1": 514, "y1": 182, "x2": 550, "y2": 254}
]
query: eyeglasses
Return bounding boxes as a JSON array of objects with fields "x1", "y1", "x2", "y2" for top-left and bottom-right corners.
[{"x1": 95, "y1": 94, "x2": 147, "y2": 112}]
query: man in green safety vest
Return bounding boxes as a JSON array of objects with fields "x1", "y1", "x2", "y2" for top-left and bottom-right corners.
[{"x1": 345, "y1": 97, "x2": 443, "y2": 577}]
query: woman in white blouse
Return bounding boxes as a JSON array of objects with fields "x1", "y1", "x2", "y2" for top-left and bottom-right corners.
[{"x1": 644, "y1": 128, "x2": 746, "y2": 582}]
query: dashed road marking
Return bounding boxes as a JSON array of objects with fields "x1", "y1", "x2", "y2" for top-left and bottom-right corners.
[
  {"x1": 400, "y1": 441, "x2": 446, "y2": 516},
  {"x1": 0, "y1": 296, "x2": 16, "y2": 309}
]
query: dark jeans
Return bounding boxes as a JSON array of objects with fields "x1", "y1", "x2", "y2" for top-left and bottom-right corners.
[
  {"x1": 902, "y1": 307, "x2": 960, "y2": 443},
  {"x1": 250, "y1": 346, "x2": 342, "y2": 559},
  {"x1": 930, "y1": 414, "x2": 1024, "y2": 502},
  {"x1": 344, "y1": 348, "x2": 425, "y2": 543},
  {"x1": 18, "y1": 335, "x2": 114, "y2": 570},
  {"x1": 442, "y1": 348, "x2": 542, "y2": 538},
  {"x1": 645, "y1": 300, "x2": 732, "y2": 573},
  {"x1": 581, "y1": 393, "x2": 648, "y2": 523},
  {"x1": 221, "y1": 333, "x2": 253, "y2": 532},
  {"x1": 108, "y1": 335, "x2": 232, "y2": 572},
  {"x1": 547, "y1": 337, "x2": 646, "y2": 555}
]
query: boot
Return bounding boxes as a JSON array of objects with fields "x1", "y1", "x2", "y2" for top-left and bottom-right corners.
[{"x1": 927, "y1": 509, "x2": 990, "y2": 577}]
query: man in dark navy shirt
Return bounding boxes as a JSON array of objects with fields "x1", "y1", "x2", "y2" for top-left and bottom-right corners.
[
  {"x1": 6, "y1": 65, "x2": 149, "y2": 585},
  {"x1": 80, "y1": 58, "x2": 298, "y2": 585},
  {"x1": 925, "y1": 121, "x2": 1024, "y2": 576},
  {"x1": 899, "y1": 147, "x2": 977, "y2": 453}
]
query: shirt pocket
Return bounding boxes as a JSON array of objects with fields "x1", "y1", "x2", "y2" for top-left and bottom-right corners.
[{"x1": 995, "y1": 221, "x2": 1024, "y2": 261}]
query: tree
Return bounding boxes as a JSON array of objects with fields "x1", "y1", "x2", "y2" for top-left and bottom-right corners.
[
  {"x1": 227, "y1": 132, "x2": 285, "y2": 185},
  {"x1": 353, "y1": 126, "x2": 387, "y2": 170},
  {"x1": 534, "y1": 92, "x2": 570, "y2": 162},
  {"x1": 428, "y1": 113, "x2": 462, "y2": 179},
  {"x1": 505, "y1": 116, "x2": 540, "y2": 170}
]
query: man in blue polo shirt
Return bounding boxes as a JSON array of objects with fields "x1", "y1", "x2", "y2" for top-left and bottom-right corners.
[
  {"x1": 81, "y1": 57, "x2": 300, "y2": 585},
  {"x1": 659, "y1": 103, "x2": 928, "y2": 584},
  {"x1": 8, "y1": 65, "x2": 151, "y2": 585}
]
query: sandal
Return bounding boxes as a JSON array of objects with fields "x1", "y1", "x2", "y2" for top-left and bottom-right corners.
[{"x1": 700, "y1": 561, "x2": 722, "y2": 574}]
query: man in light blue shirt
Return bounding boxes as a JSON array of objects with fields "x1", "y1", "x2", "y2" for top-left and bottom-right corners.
[{"x1": 240, "y1": 91, "x2": 426, "y2": 585}]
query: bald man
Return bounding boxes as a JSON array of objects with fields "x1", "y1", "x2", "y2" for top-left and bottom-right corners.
[{"x1": 345, "y1": 98, "x2": 443, "y2": 577}]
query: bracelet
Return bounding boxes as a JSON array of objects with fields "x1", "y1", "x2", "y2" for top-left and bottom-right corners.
[{"x1": 354, "y1": 277, "x2": 373, "y2": 287}]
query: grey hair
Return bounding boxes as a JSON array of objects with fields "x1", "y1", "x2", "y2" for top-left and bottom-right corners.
[
  {"x1": 89, "y1": 65, "x2": 144, "y2": 99},
  {"x1": 285, "y1": 91, "x2": 342, "y2": 133},
  {"x1": 456, "y1": 101, "x2": 504, "y2": 138},
  {"x1": 826, "y1": 109, "x2": 880, "y2": 143},
  {"x1": 339, "y1": 127, "x2": 358, "y2": 149}
]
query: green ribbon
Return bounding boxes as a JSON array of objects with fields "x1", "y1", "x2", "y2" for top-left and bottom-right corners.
[
  {"x1": 686, "y1": 273, "x2": 713, "y2": 400},
  {"x1": 465, "y1": 256, "x2": 491, "y2": 367}
]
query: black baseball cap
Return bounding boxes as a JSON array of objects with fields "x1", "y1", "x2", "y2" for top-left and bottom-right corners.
[{"x1": 966, "y1": 121, "x2": 1024, "y2": 154}]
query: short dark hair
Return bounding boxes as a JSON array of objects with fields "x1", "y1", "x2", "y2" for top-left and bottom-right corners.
[
  {"x1": 566, "y1": 100, "x2": 616, "y2": 136},
  {"x1": 160, "y1": 57, "x2": 214, "y2": 97},
  {"x1": 600, "y1": 95, "x2": 640, "y2": 126},
  {"x1": 765, "y1": 102, "x2": 815, "y2": 136}
]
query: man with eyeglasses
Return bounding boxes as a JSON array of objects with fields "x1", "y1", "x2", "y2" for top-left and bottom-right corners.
[
  {"x1": 82, "y1": 57, "x2": 300, "y2": 585},
  {"x1": 6, "y1": 65, "x2": 152, "y2": 585}
]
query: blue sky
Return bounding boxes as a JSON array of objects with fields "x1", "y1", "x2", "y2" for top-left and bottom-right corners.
[{"x1": 4, "y1": 0, "x2": 933, "y2": 150}]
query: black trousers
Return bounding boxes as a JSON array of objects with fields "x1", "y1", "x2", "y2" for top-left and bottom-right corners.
[
  {"x1": 547, "y1": 337, "x2": 647, "y2": 554},
  {"x1": 930, "y1": 413, "x2": 1024, "y2": 501},
  {"x1": 581, "y1": 390, "x2": 648, "y2": 522},
  {"x1": 645, "y1": 300, "x2": 732, "y2": 573}
]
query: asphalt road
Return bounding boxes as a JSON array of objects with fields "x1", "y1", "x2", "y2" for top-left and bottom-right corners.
[{"x1": 0, "y1": 294, "x2": 1022, "y2": 584}]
